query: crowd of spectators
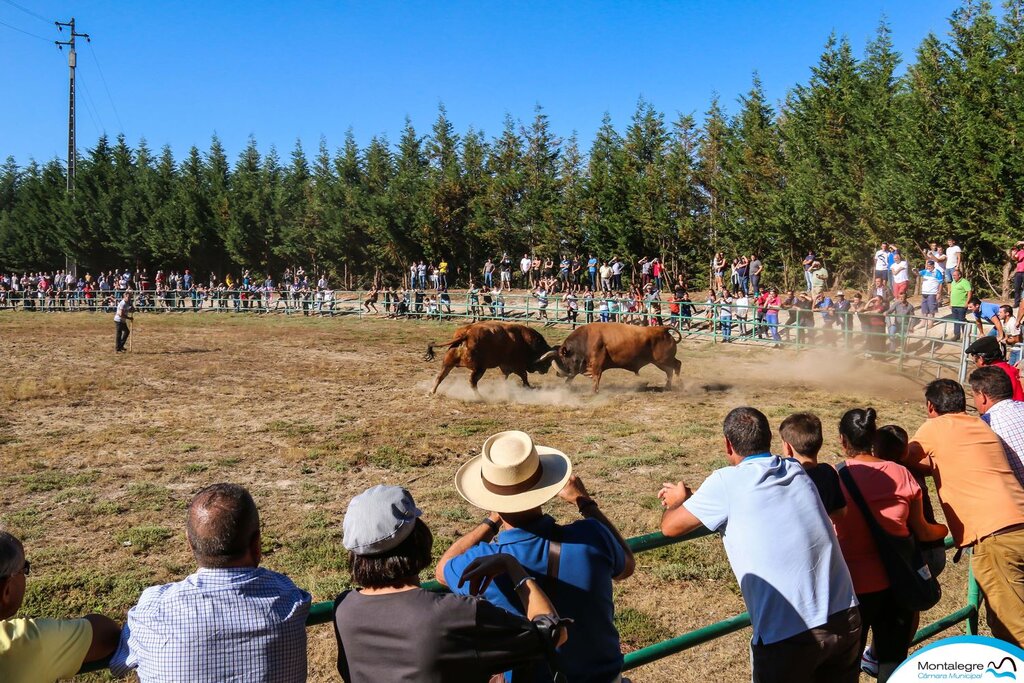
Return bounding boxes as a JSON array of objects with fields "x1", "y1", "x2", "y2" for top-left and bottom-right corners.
[{"x1": 4, "y1": 377, "x2": 1024, "y2": 682}]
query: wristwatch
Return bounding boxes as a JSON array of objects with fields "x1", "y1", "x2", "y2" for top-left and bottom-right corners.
[{"x1": 481, "y1": 517, "x2": 500, "y2": 534}]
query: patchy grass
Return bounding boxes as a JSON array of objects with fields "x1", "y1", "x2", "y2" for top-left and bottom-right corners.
[{"x1": 0, "y1": 312, "x2": 971, "y2": 682}]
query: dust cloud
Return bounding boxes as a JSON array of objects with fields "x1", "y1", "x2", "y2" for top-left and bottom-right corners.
[{"x1": 419, "y1": 376, "x2": 609, "y2": 407}]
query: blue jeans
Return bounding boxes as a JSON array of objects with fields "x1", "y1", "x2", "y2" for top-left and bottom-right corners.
[
  {"x1": 738, "y1": 276, "x2": 748, "y2": 295},
  {"x1": 804, "y1": 271, "x2": 813, "y2": 292},
  {"x1": 766, "y1": 311, "x2": 780, "y2": 341},
  {"x1": 721, "y1": 317, "x2": 732, "y2": 341},
  {"x1": 484, "y1": 272, "x2": 492, "y2": 287},
  {"x1": 951, "y1": 307, "x2": 967, "y2": 340}
]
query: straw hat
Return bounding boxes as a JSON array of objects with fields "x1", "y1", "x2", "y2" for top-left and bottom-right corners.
[{"x1": 455, "y1": 431, "x2": 573, "y2": 513}]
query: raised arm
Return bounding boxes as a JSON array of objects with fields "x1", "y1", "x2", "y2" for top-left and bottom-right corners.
[
  {"x1": 558, "y1": 475, "x2": 635, "y2": 580},
  {"x1": 435, "y1": 513, "x2": 500, "y2": 586}
]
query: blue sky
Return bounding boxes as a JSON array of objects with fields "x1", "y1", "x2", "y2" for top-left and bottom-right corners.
[{"x1": 1, "y1": 0, "x2": 965, "y2": 166}]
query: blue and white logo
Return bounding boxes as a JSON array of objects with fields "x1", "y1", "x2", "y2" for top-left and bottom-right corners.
[{"x1": 891, "y1": 636, "x2": 1024, "y2": 681}]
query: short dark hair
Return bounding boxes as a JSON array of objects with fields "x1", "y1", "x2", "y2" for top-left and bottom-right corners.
[
  {"x1": 925, "y1": 379, "x2": 967, "y2": 415},
  {"x1": 350, "y1": 518, "x2": 433, "y2": 588},
  {"x1": 723, "y1": 407, "x2": 772, "y2": 457},
  {"x1": 839, "y1": 408, "x2": 877, "y2": 453},
  {"x1": 186, "y1": 483, "x2": 260, "y2": 568},
  {"x1": 0, "y1": 531, "x2": 24, "y2": 579},
  {"x1": 873, "y1": 424, "x2": 908, "y2": 462},
  {"x1": 1001, "y1": 305, "x2": 1014, "y2": 317},
  {"x1": 969, "y1": 366, "x2": 1014, "y2": 403},
  {"x1": 968, "y1": 296, "x2": 982, "y2": 307},
  {"x1": 779, "y1": 413, "x2": 823, "y2": 457}
]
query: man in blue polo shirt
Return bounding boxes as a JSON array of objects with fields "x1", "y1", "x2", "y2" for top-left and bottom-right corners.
[
  {"x1": 438, "y1": 430, "x2": 635, "y2": 683},
  {"x1": 659, "y1": 407, "x2": 861, "y2": 683},
  {"x1": 967, "y1": 296, "x2": 1006, "y2": 339}
]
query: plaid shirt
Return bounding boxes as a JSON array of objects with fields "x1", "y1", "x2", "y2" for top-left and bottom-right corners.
[
  {"x1": 109, "y1": 567, "x2": 311, "y2": 682},
  {"x1": 983, "y1": 399, "x2": 1024, "y2": 490}
]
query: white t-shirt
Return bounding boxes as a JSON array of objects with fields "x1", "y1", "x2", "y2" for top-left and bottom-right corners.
[
  {"x1": 684, "y1": 455, "x2": 858, "y2": 644},
  {"x1": 920, "y1": 269, "x2": 943, "y2": 295},
  {"x1": 114, "y1": 299, "x2": 129, "y2": 323},
  {"x1": 520, "y1": 258, "x2": 531, "y2": 273},
  {"x1": 734, "y1": 295, "x2": 750, "y2": 317},
  {"x1": 946, "y1": 245, "x2": 961, "y2": 270},
  {"x1": 874, "y1": 250, "x2": 890, "y2": 272},
  {"x1": 611, "y1": 262, "x2": 623, "y2": 275},
  {"x1": 891, "y1": 261, "x2": 908, "y2": 284}
]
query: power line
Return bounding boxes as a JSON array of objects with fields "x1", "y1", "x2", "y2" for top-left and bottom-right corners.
[
  {"x1": 0, "y1": 0, "x2": 50, "y2": 24},
  {"x1": 86, "y1": 42, "x2": 124, "y2": 134},
  {"x1": 0, "y1": 17, "x2": 49, "y2": 41}
]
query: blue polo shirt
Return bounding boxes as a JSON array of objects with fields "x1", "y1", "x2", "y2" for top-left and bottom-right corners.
[
  {"x1": 444, "y1": 515, "x2": 626, "y2": 683},
  {"x1": 974, "y1": 302, "x2": 1000, "y2": 322}
]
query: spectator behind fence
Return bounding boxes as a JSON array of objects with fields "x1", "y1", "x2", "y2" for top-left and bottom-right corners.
[
  {"x1": 333, "y1": 485, "x2": 565, "y2": 683},
  {"x1": 969, "y1": 367, "x2": 1024, "y2": 490},
  {"x1": 659, "y1": 407, "x2": 861, "y2": 683},
  {"x1": 965, "y1": 335, "x2": 1024, "y2": 401},
  {"x1": 778, "y1": 412, "x2": 847, "y2": 522},
  {"x1": 109, "y1": 483, "x2": 311, "y2": 682},
  {"x1": 0, "y1": 532, "x2": 120, "y2": 683},
  {"x1": 831, "y1": 409, "x2": 947, "y2": 682},
  {"x1": 907, "y1": 380, "x2": 1024, "y2": 647},
  {"x1": 438, "y1": 430, "x2": 635, "y2": 683}
]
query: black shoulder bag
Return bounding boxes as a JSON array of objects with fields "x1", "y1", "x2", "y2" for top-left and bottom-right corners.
[{"x1": 837, "y1": 462, "x2": 941, "y2": 611}]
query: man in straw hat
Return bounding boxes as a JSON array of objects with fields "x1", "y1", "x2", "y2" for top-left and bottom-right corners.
[{"x1": 437, "y1": 430, "x2": 635, "y2": 683}]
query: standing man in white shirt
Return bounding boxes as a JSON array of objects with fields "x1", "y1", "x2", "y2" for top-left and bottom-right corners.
[
  {"x1": 891, "y1": 253, "x2": 909, "y2": 299},
  {"x1": 945, "y1": 238, "x2": 962, "y2": 284},
  {"x1": 114, "y1": 290, "x2": 133, "y2": 353},
  {"x1": 872, "y1": 243, "x2": 890, "y2": 283},
  {"x1": 520, "y1": 253, "x2": 532, "y2": 288}
]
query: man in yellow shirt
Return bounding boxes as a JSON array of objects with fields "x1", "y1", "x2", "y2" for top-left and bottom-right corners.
[
  {"x1": 0, "y1": 532, "x2": 120, "y2": 682},
  {"x1": 438, "y1": 259, "x2": 449, "y2": 289},
  {"x1": 908, "y1": 379, "x2": 1024, "y2": 646}
]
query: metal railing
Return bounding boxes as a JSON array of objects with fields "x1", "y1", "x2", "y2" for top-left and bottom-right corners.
[{"x1": 78, "y1": 529, "x2": 979, "y2": 677}]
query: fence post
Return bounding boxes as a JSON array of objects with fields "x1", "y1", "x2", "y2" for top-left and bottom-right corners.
[{"x1": 957, "y1": 331, "x2": 971, "y2": 384}]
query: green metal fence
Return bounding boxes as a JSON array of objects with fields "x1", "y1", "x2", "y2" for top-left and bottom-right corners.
[
  {"x1": 77, "y1": 527, "x2": 979, "y2": 677},
  {"x1": 8, "y1": 287, "x2": 984, "y2": 382}
]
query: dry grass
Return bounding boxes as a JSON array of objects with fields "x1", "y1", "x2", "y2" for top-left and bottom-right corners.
[{"x1": 0, "y1": 312, "x2": 978, "y2": 682}]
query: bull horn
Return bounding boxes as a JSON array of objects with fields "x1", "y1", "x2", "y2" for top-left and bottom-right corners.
[{"x1": 536, "y1": 349, "x2": 558, "y2": 363}]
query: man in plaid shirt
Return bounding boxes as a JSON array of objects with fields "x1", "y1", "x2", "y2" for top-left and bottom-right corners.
[
  {"x1": 109, "y1": 484, "x2": 310, "y2": 682},
  {"x1": 971, "y1": 367, "x2": 1024, "y2": 490}
]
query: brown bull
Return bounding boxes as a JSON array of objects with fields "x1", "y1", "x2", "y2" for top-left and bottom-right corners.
[
  {"x1": 424, "y1": 321, "x2": 556, "y2": 394},
  {"x1": 547, "y1": 322, "x2": 682, "y2": 393}
]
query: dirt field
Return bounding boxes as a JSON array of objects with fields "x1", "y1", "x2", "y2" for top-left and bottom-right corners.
[{"x1": 0, "y1": 312, "x2": 978, "y2": 681}]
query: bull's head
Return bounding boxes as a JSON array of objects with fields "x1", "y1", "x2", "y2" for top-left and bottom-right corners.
[
  {"x1": 539, "y1": 345, "x2": 582, "y2": 378},
  {"x1": 532, "y1": 348, "x2": 558, "y2": 374}
]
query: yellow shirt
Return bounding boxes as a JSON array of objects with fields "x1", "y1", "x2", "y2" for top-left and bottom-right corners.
[
  {"x1": 910, "y1": 412, "x2": 1024, "y2": 546},
  {"x1": 0, "y1": 617, "x2": 92, "y2": 683},
  {"x1": 439, "y1": 261, "x2": 448, "y2": 274}
]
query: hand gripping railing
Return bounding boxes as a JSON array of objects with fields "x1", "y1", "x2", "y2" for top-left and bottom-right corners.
[{"x1": 77, "y1": 527, "x2": 979, "y2": 676}]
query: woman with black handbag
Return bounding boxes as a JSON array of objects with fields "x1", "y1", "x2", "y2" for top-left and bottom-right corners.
[{"x1": 832, "y1": 408, "x2": 948, "y2": 682}]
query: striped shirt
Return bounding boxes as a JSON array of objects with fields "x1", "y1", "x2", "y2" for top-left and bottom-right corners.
[
  {"x1": 982, "y1": 399, "x2": 1024, "y2": 491},
  {"x1": 109, "y1": 567, "x2": 311, "y2": 682}
]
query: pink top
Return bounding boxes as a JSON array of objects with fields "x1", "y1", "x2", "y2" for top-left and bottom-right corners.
[
  {"x1": 833, "y1": 459, "x2": 922, "y2": 594},
  {"x1": 1016, "y1": 250, "x2": 1024, "y2": 274}
]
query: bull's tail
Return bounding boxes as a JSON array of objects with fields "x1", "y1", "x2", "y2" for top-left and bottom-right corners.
[
  {"x1": 424, "y1": 333, "x2": 467, "y2": 362},
  {"x1": 665, "y1": 327, "x2": 683, "y2": 343}
]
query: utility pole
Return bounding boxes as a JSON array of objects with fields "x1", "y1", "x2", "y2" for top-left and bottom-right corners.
[{"x1": 55, "y1": 18, "x2": 89, "y2": 279}]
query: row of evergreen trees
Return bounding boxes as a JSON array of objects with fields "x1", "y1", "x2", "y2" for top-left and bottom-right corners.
[{"x1": 2, "y1": 1, "x2": 1023, "y2": 293}]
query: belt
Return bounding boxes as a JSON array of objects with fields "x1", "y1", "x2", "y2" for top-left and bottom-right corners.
[
  {"x1": 981, "y1": 522, "x2": 1024, "y2": 542},
  {"x1": 955, "y1": 522, "x2": 1024, "y2": 562}
]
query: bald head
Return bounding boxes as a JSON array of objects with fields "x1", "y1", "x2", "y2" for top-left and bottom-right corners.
[{"x1": 186, "y1": 484, "x2": 260, "y2": 568}]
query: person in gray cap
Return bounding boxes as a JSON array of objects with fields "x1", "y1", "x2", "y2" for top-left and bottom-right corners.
[{"x1": 332, "y1": 484, "x2": 567, "y2": 683}]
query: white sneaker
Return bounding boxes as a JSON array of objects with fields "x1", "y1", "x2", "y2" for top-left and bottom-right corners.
[{"x1": 861, "y1": 646, "x2": 879, "y2": 678}]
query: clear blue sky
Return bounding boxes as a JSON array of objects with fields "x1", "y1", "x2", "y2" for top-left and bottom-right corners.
[{"x1": 1, "y1": 0, "x2": 966, "y2": 166}]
